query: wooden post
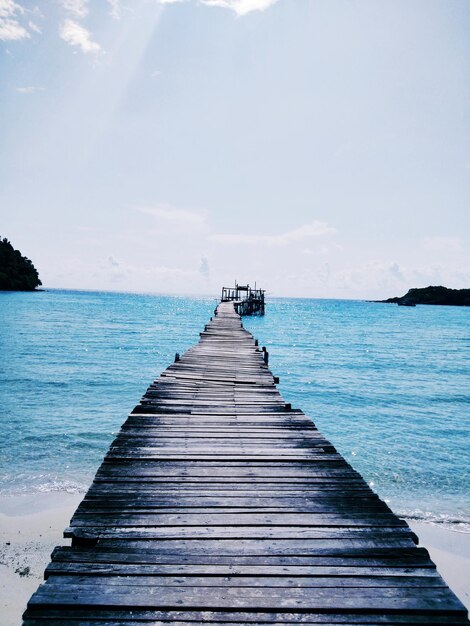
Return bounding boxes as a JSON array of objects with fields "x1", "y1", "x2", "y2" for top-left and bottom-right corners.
[{"x1": 262, "y1": 346, "x2": 269, "y2": 365}]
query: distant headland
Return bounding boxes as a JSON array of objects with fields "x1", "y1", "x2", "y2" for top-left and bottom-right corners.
[
  {"x1": 376, "y1": 285, "x2": 470, "y2": 307},
  {"x1": 0, "y1": 237, "x2": 42, "y2": 291}
]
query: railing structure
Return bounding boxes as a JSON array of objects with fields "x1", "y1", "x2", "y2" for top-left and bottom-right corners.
[{"x1": 221, "y1": 283, "x2": 265, "y2": 316}]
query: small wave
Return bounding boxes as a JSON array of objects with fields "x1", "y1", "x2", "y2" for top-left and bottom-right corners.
[
  {"x1": 36, "y1": 480, "x2": 87, "y2": 494},
  {"x1": 400, "y1": 509, "x2": 470, "y2": 533},
  {"x1": 0, "y1": 476, "x2": 88, "y2": 496}
]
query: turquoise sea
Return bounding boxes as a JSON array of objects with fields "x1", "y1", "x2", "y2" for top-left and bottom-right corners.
[{"x1": 0, "y1": 290, "x2": 469, "y2": 530}]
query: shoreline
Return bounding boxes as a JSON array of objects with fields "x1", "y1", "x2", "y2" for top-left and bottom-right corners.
[{"x1": 0, "y1": 493, "x2": 469, "y2": 626}]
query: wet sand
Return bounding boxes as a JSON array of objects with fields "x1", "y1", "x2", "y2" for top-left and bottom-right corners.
[{"x1": 0, "y1": 493, "x2": 469, "y2": 626}]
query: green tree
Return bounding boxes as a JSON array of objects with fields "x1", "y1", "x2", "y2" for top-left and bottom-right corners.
[{"x1": 0, "y1": 237, "x2": 42, "y2": 291}]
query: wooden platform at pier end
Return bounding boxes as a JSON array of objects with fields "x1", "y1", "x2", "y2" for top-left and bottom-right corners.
[{"x1": 23, "y1": 301, "x2": 468, "y2": 625}]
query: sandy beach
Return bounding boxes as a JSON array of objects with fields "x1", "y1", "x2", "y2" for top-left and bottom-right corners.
[
  {"x1": 407, "y1": 520, "x2": 470, "y2": 612},
  {"x1": 0, "y1": 493, "x2": 82, "y2": 626},
  {"x1": 0, "y1": 493, "x2": 468, "y2": 626}
]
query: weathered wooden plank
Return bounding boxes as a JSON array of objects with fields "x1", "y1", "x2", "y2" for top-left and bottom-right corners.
[
  {"x1": 74, "y1": 497, "x2": 388, "y2": 510},
  {"x1": 42, "y1": 575, "x2": 448, "y2": 589},
  {"x1": 22, "y1": 616, "x2": 470, "y2": 625},
  {"x1": 23, "y1": 609, "x2": 467, "y2": 626},
  {"x1": 61, "y1": 525, "x2": 419, "y2": 541},
  {"x1": 51, "y1": 546, "x2": 433, "y2": 565},
  {"x1": 22, "y1": 610, "x2": 470, "y2": 625},
  {"x1": 61, "y1": 540, "x2": 420, "y2": 556},
  {"x1": 27, "y1": 583, "x2": 466, "y2": 611},
  {"x1": 44, "y1": 561, "x2": 439, "y2": 578}
]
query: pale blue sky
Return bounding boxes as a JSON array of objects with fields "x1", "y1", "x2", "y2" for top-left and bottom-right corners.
[{"x1": 1, "y1": 0, "x2": 469, "y2": 297}]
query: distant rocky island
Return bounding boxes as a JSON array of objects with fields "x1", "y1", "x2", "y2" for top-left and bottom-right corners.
[
  {"x1": 377, "y1": 285, "x2": 470, "y2": 306},
  {"x1": 0, "y1": 237, "x2": 42, "y2": 291}
]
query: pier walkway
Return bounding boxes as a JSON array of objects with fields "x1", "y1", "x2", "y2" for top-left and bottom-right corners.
[{"x1": 24, "y1": 302, "x2": 468, "y2": 624}]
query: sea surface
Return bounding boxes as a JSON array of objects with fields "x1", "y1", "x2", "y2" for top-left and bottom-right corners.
[{"x1": 0, "y1": 290, "x2": 469, "y2": 530}]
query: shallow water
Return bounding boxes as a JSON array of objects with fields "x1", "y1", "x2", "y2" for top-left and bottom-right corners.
[{"x1": 1, "y1": 290, "x2": 469, "y2": 530}]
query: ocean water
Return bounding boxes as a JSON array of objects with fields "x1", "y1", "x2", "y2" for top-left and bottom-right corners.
[{"x1": 0, "y1": 290, "x2": 469, "y2": 531}]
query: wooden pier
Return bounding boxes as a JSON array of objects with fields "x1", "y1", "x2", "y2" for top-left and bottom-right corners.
[
  {"x1": 221, "y1": 283, "x2": 265, "y2": 315},
  {"x1": 24, "y1": 301, "x2": 468, "y2": 625}
]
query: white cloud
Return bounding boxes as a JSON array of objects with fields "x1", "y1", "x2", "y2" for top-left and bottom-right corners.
[
  {"x1": 107, "y1": 0, "x2": 121, "y2": 19},
  {"x1": 112, "y1": 260, "x2": 199, "y2": 280},
  {"x1": 105, "y1": 255, "x2": 124, "y2": 282},
  {"x1": 0, "y1": 0, "x2": 23, "y2": 18},
  {"x1": 210, "y1": 220, "x2": 335, "y2": 246},
  {"x1": 201, "y1": 0, "x2": 279, "y2": 16},
  {"x1": 334, "y1": 260, "x2": 409, "y2": 296},
  {"x1": 157, "y1": 0, "x2": 278, "y2": 15},
  {"x1": 0, "y1": 0, "x2": 29, "y2": 41},
  {"x1": 60, "y1": 0, "x2": 89, "y2": 19},
  {"x1": 138, "y1": 205, "x2": 208, "y2": 224},
  {"x1": 0, "y1": 18, "x2": 28, "y2": 39},
  {"x1": 94, "y1": 255, "x2": 202, "y2": 287},
  {"x1": 0, "y1": 0, "x2": 276, "y2": 43},
  {"x1": 15, "y1": 85, "x2": 44, "y2": 93},
  {"x1": 28, "y1": 19, "x2": 41, "y2": 33},
  {"x1": 388, "y1": 262, "x2": 405, "y2": 282},
  {"x1": 60, "y1": 19, "x2": 101, "y2": 54},
  {"x1": 199, "y1": 256, "x2": 210, "y2": 279},
  {"x1": 330, "y1": 259, "x2": 470, "y2": 300},
  {"x1": 148, "y1": 265, "x2": 199, "y2": 278},
  {"x1": 422, "y1": 236, "x2": 462, "y2": 254}
]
